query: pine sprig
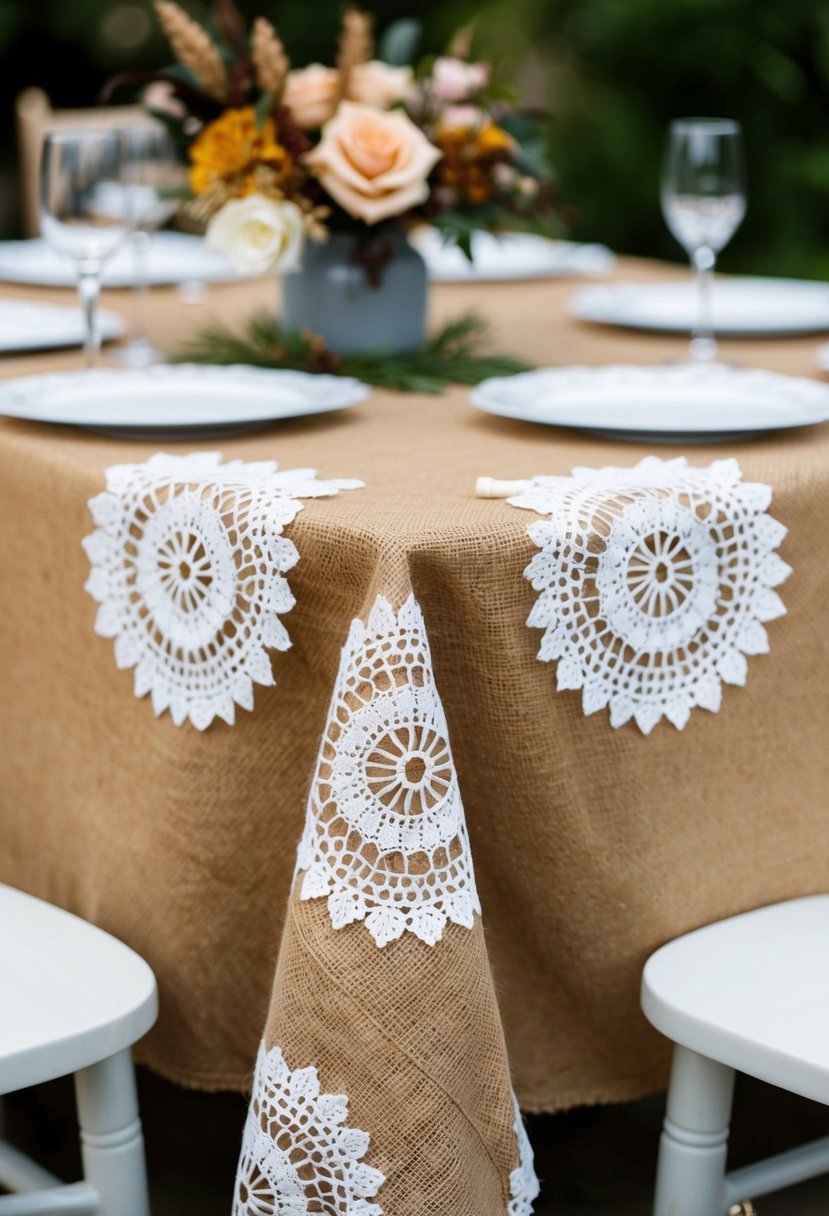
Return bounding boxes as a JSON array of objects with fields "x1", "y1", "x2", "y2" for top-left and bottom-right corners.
[{"x1": 172, "y1": 311, "x2": 532, "y2": 394}]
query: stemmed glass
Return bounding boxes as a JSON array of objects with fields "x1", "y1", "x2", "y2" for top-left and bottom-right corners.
[
  {"x1": 40, "y1": 130, "x2": 134, "y2": 366},
  {"x1": 661, "y1": 119, "x2": 746, "y2": 363},
  {"x1": 109, "y1": 126, "x2": 188, "y2": 367}
]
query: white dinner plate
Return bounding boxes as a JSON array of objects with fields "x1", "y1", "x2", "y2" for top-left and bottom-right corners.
[
  {"x1": 571, "y1": 277, "x2": 829, "y2": 337},
  {"x1": 0, "y1": 299, "x2": 124, "y2": 352},
  {"x1": 0, "y1": 364, "x2": 370, "y2": 439},
  {"x1": 470, "y1": 363, "x2": 829, "y2": 442},
  {"x1": 411, "y1": 229, "x2": 615, "y2": 282},
  {"x1": 0, "y1": 232, "x2": 248, "y2": 289}
]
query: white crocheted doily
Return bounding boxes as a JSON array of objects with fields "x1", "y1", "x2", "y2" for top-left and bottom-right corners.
[
  {"x1": 83, "y1": 452, "x2": 361, "y2": 730},
  {"x1": 510, "y1": 457, "x2": 791, "y2": 734},
  {"x1": 296, "y1": 594, "x2": 481, "y2": 946},
  {"x1": 508, "y1": 1095, "x2": 540, "y2": 1216},
  {"x1": 233, "y1": 1042, "x2": 384, "y2": 1216}
]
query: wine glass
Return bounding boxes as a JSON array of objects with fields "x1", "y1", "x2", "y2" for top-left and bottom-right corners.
[
  {"x1": 107, "y1": 126, "x2": 188, "y2": 368},
  {"x1": 661, "y1": 119, "x2": 746, "y2": 363},
  {"x1": 40, "y1": 130, "x2": 134, "y2": 366}
]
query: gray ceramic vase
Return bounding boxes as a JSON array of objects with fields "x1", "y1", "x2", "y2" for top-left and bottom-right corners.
[{"x1": 282, "y1": 228, "x2": 427, "y2": 355}]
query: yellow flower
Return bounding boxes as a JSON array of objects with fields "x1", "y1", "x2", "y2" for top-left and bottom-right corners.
[
  {"x1": 189, "y1": 107, "x2": 292, "y2": 197},
  {"x1": 434, "y1": 109, "x2": 515, "y2": 205}
]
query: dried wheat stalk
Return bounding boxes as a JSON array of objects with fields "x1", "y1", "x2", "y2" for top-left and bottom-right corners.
[
  {"x1": 251, "y1": 17, "x2": 290, "y2": 94},
  {"x1": 177, "y1": 180, "x2": 233, "y2": 231},
  {"x1": 154, "y1": 0, "x2": 228, "y2": 101},
  {"x1": 335, "y1": 9, "x2": 374, "y2": 99},
  {"x1": 448, "y1": 25, "x2": 475, "y2": 59}
]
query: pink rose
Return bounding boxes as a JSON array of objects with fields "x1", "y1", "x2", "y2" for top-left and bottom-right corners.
[
  {"x1": 282, "y1": 65, "x2": 339, "y2": 130},
  {"x1": 304, "y1": 101, "x2": 442, "y2": 225},
  {"x1": 141, "y1": 81, "x2": 186, "y2": 119},
  {"x1": 432, "y1": 56, "x2": 490, "y2": 102},
  {"x1": 439, "y1": 105, "x2": 488, "y2": 132},
  {"x1": 346, "y1": 60, "x2": 414, "y2": 109}
]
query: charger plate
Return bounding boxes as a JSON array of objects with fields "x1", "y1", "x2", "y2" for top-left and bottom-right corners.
[
  {"x1": 0, "y1": 364, "x2": 369, "y2": 440},
  {"x1": 0, "y1": 232, "x2": 245, "y2": 289},
  {"x1": 571, "y1": 277, "x2": 829, "y2": 337},
  {"x1": 412, "y1": 229, "x2": 615, "y2": 282},
  {"x1": 470, "y1": 363, "x2": 829, "y2": 442}
]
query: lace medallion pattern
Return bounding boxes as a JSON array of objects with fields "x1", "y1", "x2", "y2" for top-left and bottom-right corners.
[
  {"x1": 296, "y1": 594, "x2": 481, "y2": 946},
  {"x1": 510, "y1": 457, "x2": 791, "y2": 734},
  {"x1": 233, "y1": 1042, "x2": 384, "y2": 1216},
  {"x1": 508, "y1": 1096, "x2": 540, "y2": 1216},
  {"x1": 83, "y1": 452, "x2": 361, "y2": 730}
]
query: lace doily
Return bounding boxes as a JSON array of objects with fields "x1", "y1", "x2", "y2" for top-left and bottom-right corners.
[
  {"x1": 508, "y1": 1096, "x2": 540, "y2": 1216},
  {"x1": 296, "y1": 594, "x2": 481, "y2": 947},
  {"x1": 233, "y1": 1042, "x2": 384, "y2": 1216},
  {"x1": 510, "y1": 457, "x2": 791, "y2": 734},
  {"x1": 83, "y1": 452, "x2": 361, "y2": 730}
]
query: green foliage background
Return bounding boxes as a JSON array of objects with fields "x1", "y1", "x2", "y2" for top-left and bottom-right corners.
[{"x1": 4, "y1": 0, "x2": 829, "y2": 275}]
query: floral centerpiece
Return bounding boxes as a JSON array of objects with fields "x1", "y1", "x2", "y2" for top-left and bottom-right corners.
[{"x1": 112, "y1": 0, "x2": 558, "y2": 353}]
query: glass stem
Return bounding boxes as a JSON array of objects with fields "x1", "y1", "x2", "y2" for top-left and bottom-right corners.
[
  {"x1": 690, "y1": 245, "x2": 717, "y2": 363},
  {"x1": 77, "y1": 266, "x2": 102, "y2": 368},
  {"x1": 131, "y1": 229, "x2": 150, "y2": 347}
]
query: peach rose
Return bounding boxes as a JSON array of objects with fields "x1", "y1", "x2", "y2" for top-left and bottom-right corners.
[
  {"x1": 304, "y1": 101, "x2": 442, "y2": 225},
  {"x1": 346, "y1": 60, "x2": 414, "y2": 109},
  {"x1": 282, "y1": 64, "x2": 339, "y2": 129}
]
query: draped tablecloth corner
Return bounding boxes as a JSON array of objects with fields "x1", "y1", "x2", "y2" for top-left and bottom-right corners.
[{"x1": 233, "y1": 592, "x2": 539, "y2": 1215}]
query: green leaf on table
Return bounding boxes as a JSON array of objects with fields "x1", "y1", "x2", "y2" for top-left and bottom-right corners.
[{"x1": 172, "y1": 310, "x2": 532, "y2": 394}]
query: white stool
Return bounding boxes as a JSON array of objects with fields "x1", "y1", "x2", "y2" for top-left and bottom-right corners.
[
  {"x1": 0, "y1": 883, "x2": 158, "y2": 1215},
  {"x1": 642, "y1": 895, "x2": 829, "y2": 1216}
]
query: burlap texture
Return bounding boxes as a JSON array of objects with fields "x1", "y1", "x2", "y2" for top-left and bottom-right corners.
[
  {"x1": 0, "y1": 260, "x2": 827, "y2": 1111},
  {"x1": 264, "y1": 898, "x2": 519, "y2": 1214}
]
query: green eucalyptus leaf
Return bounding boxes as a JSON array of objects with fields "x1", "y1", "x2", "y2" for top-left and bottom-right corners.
[
  {"x1": 378, "y1": 18, "x2": 422, "y2": 66},
  {"x1": 255, "y1": 91, "x2": 274, "y2": 130}
]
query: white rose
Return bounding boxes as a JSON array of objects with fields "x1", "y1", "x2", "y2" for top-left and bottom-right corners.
[{"x1": 205, "y1": 195, "x2": 305, "y2": 275}]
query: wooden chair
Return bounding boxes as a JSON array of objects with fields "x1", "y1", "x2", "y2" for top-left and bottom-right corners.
[
  {"x1": 642, "y1": 895, "x2": 829, "y2": 1216},
  {"x1": 15, "y1": 87, "x2": 155, "y2": 237},
  {"x1": 0, "y1": 883, "x2": 157, "y2": 1215}
]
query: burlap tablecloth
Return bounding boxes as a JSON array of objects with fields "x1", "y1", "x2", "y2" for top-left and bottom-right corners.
[{"x1": 0, "y1": 259, "x2": 827, "y2": 1128}]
